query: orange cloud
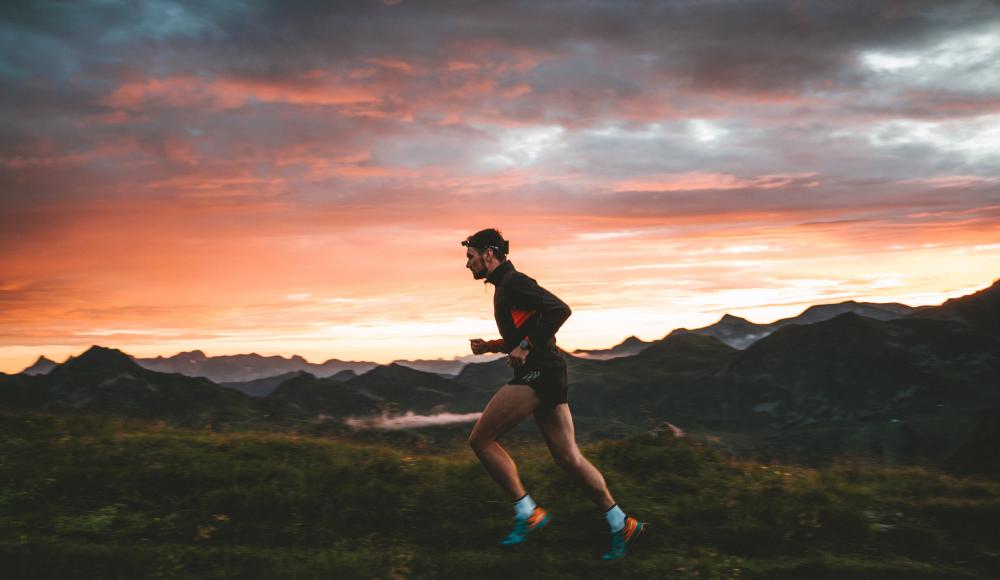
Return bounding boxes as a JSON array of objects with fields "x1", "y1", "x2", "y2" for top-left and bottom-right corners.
[
  {"x1": 105, "y1": 73, "x2": 384, "y2": 111},
  {"x1": 612, "y1": 172, "x2": 818, "y2": 193}
]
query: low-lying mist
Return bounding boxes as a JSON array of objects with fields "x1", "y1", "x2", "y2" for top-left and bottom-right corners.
[{"x1": 343, "y1": 410, "x2": 483, "y2": 430}]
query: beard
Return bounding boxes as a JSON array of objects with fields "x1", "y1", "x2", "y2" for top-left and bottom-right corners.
[{"x1": 472, "y1": 266, "x2": 487, "y2": 279}]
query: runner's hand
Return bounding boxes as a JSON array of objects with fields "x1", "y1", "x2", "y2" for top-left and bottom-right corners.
[
  {"x1": 470, "y1": 338, "x2": 488, "y2": 354},
  {"x1": 508, "y1": 346, "x2": 528, "y2": 367}
]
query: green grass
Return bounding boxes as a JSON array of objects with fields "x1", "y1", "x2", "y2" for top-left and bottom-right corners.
[{"x1": 1, "y1": 411, "x2": 998, "y2": 579}]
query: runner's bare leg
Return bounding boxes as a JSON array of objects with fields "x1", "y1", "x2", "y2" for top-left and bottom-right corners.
[
  {"x1": 534, "y1": 403, "x2": 615, "y2": 510},
  {"x1": 468, "y1": 384, "x2": 541, "y2": 500}
]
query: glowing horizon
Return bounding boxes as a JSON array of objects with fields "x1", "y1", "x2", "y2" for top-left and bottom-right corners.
[{"x1": 3, "y1": 275, "x2": 993, "y2": 373}]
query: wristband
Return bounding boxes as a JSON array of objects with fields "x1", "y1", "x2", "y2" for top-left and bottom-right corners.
[{"x1": 519, "y1": 338, "x2": 530, "y2": 350}]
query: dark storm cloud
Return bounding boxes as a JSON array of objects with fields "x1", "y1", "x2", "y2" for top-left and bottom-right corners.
[
  {"x1": 6, "y1": 1, "x2": 996, "y2": 94},
  {"x1": 162, "y1": 0, "x2": 991, "y2": 91}
]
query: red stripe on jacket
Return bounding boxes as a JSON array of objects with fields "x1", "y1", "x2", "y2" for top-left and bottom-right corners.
[{"x1": 510, "y1": 308, "x2": 536, "y2": 328}]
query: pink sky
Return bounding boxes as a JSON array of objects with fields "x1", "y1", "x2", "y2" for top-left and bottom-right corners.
[{"x1": 2, "y1": 1, "x2": 999, "y2": 372}]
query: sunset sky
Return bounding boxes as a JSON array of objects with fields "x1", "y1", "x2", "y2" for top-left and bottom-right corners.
[{"x1": 2, "y1": 0, "x2": 999, "y2": 373}]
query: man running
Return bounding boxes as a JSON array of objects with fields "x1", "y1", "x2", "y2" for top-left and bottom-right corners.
[{"x1": 463, "y1": 228, "x2": 646, "y2": 560}]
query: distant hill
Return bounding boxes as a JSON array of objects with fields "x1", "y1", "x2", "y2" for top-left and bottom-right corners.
[
  {"x1": 264, "y1": 372, "x2": 382, "y2": 422},
  {"x1": 907, "y1": 278, "x2": 1000, "y2": 337},
  {"x1": 390, "y1": 359, "x2": 467, "y2": 377},
  {"x1": 719, "y1": 312, "x2": 999, "y2": 460},
  {"x1": 559, "y1": 332, "x2": 743, "y2": 426},
  {"x1": 128, "y1": 350, "x2": 496, "y2": 383},
  {"x1": 133, "y1": 350, "x2": 378, "y2": 383},
  {"x1": 668, "y1": 300, "x2": 915, "y2": 349},
  {"x1": 669, "y1": 314, "x2": 771, "y2": 350},
  {"x1": 550, "y1": 279, "x2": 999, "y2": 466},
  {"x1": 342, "y1": 363, "x2": 475, "y2": 413},
  {"x1": 783, "y1": 300, "x2": 914, "y2": 326},
  {"x1": 572, "y1": 299, "x2": 915, "y2": 359},
  {"x1": 264, "y1": 363, "x2": 478, "y2": 421},
  {"x1": 572, "y1": 335, "x2": 656, "y2": 359},
  {"x1": 231, "y1": 371, "x2": 307, "y2": 398},
  {"x1": 637, "y1": 331, "x2": 739, "y2": 371},
  {"x1": 20, "y1": 355, "x2": 57, "y2": 375}
]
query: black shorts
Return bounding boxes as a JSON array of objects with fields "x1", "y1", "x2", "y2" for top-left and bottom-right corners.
[{"x1": 510, "y1": 361, "x2": 568, "y2": 411}]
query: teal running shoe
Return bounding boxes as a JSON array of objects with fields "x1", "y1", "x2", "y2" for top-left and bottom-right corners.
[
  {"x1": 602, "y1": 516, "x2": 646, "y2": 560},
  {"x1": 500, "y1": 506, "x2": 551, "y2": 545}
]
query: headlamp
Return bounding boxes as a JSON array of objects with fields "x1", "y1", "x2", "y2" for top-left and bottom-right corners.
[{"x1": 462, "y1": 239, "x2": 510, "y2": 254}]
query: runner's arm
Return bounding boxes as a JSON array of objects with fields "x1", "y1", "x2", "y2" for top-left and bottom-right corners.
[
  {"x1": 503, "y1": 274, "x2": 572, "y2": 351},
  {"x1": 484, "y1": 339, "x2": 506, "y2": 353}
]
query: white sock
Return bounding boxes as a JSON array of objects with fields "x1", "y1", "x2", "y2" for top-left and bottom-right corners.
[
  {"x1": 514, "y1": 493, "x2": 537, "y2": 520},
  {"x1": 605, "y1": 504, "x2": 626, "y2": 532}
]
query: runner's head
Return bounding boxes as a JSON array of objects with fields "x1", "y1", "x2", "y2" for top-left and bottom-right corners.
[{"x1": 463, "y1": 228, "x2": 508, "y2": 280}]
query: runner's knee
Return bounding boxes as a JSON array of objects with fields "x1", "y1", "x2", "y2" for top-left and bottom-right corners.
[
  {"x1": 552, "y1": 451, "x2": 583, "y2": 471},
  {"x1": 468, "y1": 429, "x2": 493, "y2": 451}
]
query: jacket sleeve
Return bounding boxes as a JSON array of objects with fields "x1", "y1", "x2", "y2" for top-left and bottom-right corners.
[
  {"x1": 484, "y1": 339, "x2": 506, "y2": 353},
  {"x1": 503, "y1": 273, "x2": 572, "y2": 351}
]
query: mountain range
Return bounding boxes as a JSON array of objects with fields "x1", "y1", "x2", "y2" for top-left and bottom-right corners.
[
  {"x1": 19, "y1": 349, "x2": 505, "y2": 384},
  {"x1": 4, "y1": 278, "x2": 998, "y2": 472},
  {"x1": 17, "y1": 298, "x2": 922, "y2": 380},
  {"x1": 0, "y1": 346, "x2": 261, "y2": 426},
  {"x1": 572, "y1": 299, "x2": 915, "y2": 358}
]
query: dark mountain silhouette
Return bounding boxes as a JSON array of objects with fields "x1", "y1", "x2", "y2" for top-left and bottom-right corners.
[
  {"x1": 669, "y1": 314, "x2": 771, "y2": 350},
  {"x1": 52, "y1": 345, "x2": 146, "y2": 377},
  {"x1": 329, "y1": 369, "x2": 357, "y2": 381},
  {"x1": 669, "y1": 301, "x2": 915, "y2": 350},
  {"x1": 576, "y1": 300, "x2": 916, "y2": 358},
  {"x1": 20, "y1": 355, "x2": 57, "y2": 375},
  {"x1": 221, "y1": 369, "x2": 357, "y2": 398},
  {"x1": 787, "y1": 300, "x2": 913, "y2": 325},
  {"x1": 343, "y1": 364, "x2": 473, "y2": 413},
  {"x1": 264, "y1": 372, "x2": 382, "y2": 421},
  {"x1": 713, "y1": 312, "x2": 1000, "y2": 463},
  {"x1": 554, "y1": 281, "x2": 999, "y2": 466},
  {"x1": 907, "y1": 278, "x2": 1000, "y2": 337},
  {"x1": 636, "y1": 332, "x2": 738, "y2": 371},
  {"x1": 572, "y1": 335, "x2": 656, "y2": 359},
  {"x1": 223, "y1": 370, "x2": 310, "y2": 397},
  {"x1": 264, "y1": 363, "x2": 476, "y2": 420},
  {"x1": 728, "y1": 313, "x2": 996, "y2": 409},
  {"x1": 559, "y1": 332, "x2": 742, "y2": 427},
  {"x1": 0, "y1": 372, "x2": 45, "y2": 409},
  {"x1": 390, "y1": 358, "x2": 468, "y2": 376},
  {"x1": 3, "y1": 346, "x2": 260, "y2": 425}
]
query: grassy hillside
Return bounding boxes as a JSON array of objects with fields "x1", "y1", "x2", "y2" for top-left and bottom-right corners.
[{"x1": 1, "y1": 411, "x2": 998, "y2": 579}]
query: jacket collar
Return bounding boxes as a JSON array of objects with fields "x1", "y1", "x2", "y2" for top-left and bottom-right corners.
[{"x1": 486, "y1": 260, "x2": 515, "y2": 285}]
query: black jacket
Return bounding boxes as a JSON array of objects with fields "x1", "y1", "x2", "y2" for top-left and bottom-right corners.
[{"x1": 486, "y1": 260, "x2": 571, "y2": 365}]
